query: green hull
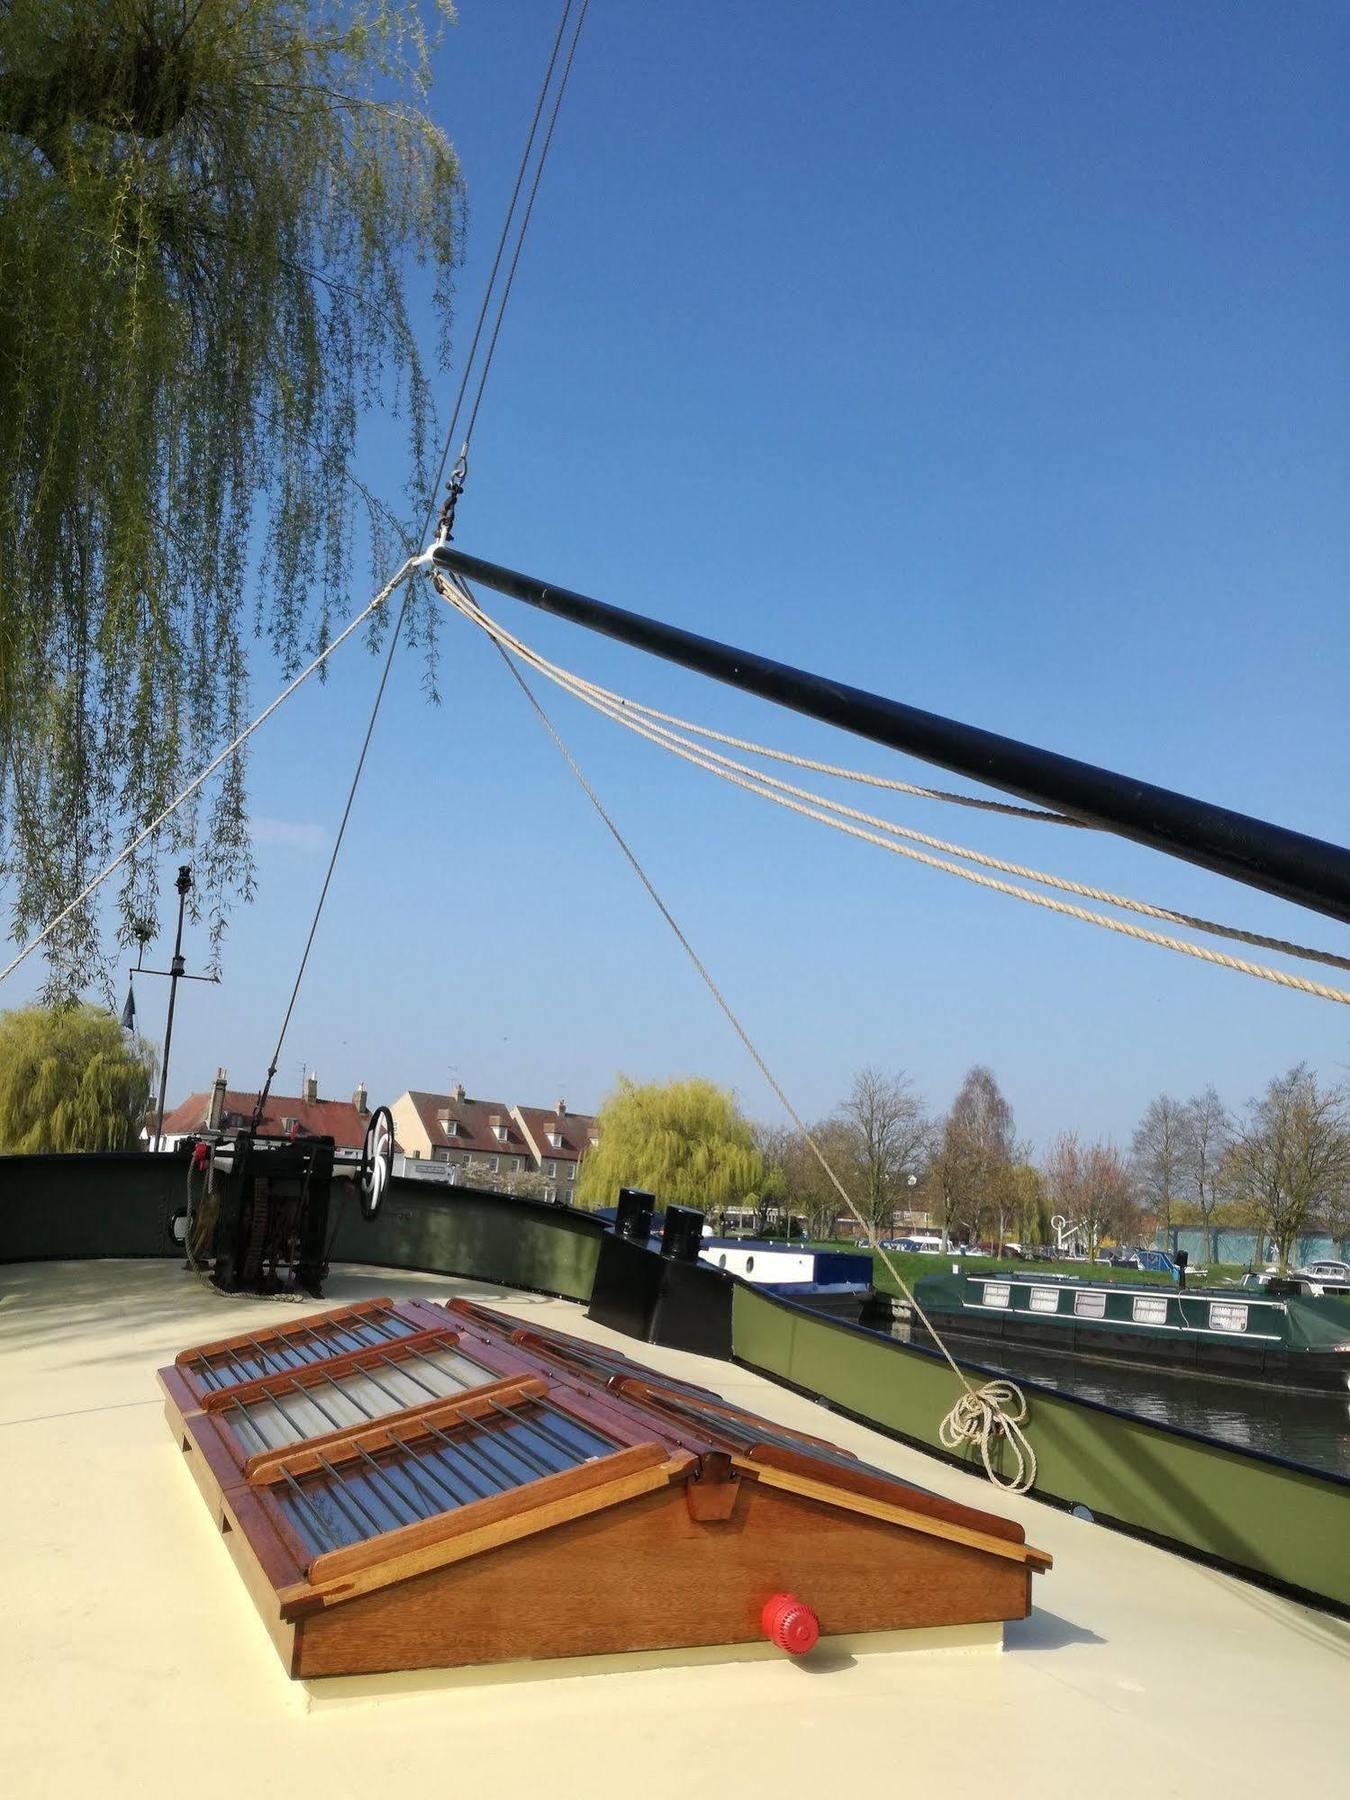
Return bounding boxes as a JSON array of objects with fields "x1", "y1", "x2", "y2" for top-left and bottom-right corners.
[{"x1": 910, "y1": 1272, "x2": 1350, "y2": 1391}]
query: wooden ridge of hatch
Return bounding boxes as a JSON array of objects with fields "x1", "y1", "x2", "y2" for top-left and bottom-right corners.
[{"x1": 158, "y1": 1296, "x2": 1052, "y2": 1679}]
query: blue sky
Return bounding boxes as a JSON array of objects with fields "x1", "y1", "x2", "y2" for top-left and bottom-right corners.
[{"x1": 13, "y1": 1, "x2": 1349, "y2": 1150}]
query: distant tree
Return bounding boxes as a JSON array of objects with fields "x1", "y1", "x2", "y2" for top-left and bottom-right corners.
[
  {"x1": 838, "y1": 1067, "x2": 930, "y2": 1241},
  {"x1": 927, "y1": 1067, "x2": 1014, "y2": 1246},
  {"x1": 0, "y1": 1004, "x2": 154, "y2": 1150},
  {"x1": 1045, "y1": 1133, "x2": 1135, "y2": 1260},
  {"x1": 747, "y1": 1122, "x2": 792, "y2": 1235},
  {"x1": 778, "y1": 1120, "x2": 860, "y2": 1241},
  {"x1": 576, "y1": 1077, "x2": 763, "y2": 1214},
  {"x1": 923, "y1": 1133, "x2": 963, "y2": 1249},
  {"x1": 1008, "y1": 1162, "x2": 1050, "y2": 1251},
  {"x1": 1130, "y1": 1093, "x2": 1188, "y2": 1244},
  {"x1": 1225, "y1": 1066, "x2": 1350, "y2": 1272},
  {"x1": 1177, "y1": 1086, "x2": 1231, "y2": 1264}
]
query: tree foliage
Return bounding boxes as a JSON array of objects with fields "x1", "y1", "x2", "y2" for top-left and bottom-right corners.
[
  {"x1": 0, "y1": 1003, "x2": 154, "y2": 1150},
  {"x1": 837, "y1": 1066, "x2": 929, "y2": 1239},
  {"x1": 1045, "y1": 1132, "x2": 1135, "y2": 1260},
  {"x1": 776, "y1": 1119, "x2": 859, "y2": 1241},
  {"x1": 1129, "y1": 1093, "x2": 1187, "y2": 1240},
  {"x1": 1178, "y1": 1085, "x2": 1230, "y2": 1262},
  {"x1": 576, "y1": 1076, "x2": 764, "y2": 1214},
  {"x1": 929, "y1": 1065, "x2": 1015, "y2": 1246},
  {"x1": 0, "y1": 1, "x2": 461, "y2": 995},
  {"x1": 1224, "y1": 1065, "x2": 1350, "y2": 1271}
]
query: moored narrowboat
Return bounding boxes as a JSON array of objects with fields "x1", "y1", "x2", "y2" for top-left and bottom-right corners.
[
  {"x1": 910, "y1": 1271, "x2": 1350, "y2": 1392},
  {"x1": 699, "y1": 1238, "x2": 874, "y2": 1320}
]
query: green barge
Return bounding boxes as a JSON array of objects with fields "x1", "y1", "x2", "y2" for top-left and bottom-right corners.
[{"x1": 910, "y1": 1271, "x2": 1350, "y2": 1392}]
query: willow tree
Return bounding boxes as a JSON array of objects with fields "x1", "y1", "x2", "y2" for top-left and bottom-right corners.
[
  {"x1": 577, "y1": 1077, "x2": 765, "y2": 1215},
  {"x1": 0, "y1": 1, "x2": 461, "y2": 996},
  {"x1": 0, "y1": 1003, "x2": 155, "y2": 1150}
]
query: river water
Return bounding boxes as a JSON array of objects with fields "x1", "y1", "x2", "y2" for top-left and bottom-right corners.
[{"x1": 888, "y1": 1320, "x2": 1350, "y2": 1481}]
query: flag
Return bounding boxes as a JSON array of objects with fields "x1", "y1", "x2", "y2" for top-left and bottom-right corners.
[{"x1": 120, "y1": 980, "x2": 136, "y2": 1033}]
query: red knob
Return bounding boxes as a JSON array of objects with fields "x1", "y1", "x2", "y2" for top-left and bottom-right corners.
[{"x1": 761, "y1": 1592, "x2": 820, "y2": 1655}]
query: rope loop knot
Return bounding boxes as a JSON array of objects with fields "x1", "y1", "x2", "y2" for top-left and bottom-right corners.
[{"x1": 939, "y1": 1379, "x2": 1037, "y2": 1494}]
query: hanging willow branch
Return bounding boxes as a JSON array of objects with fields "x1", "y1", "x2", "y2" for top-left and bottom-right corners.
[{"x1": 0, "y1": 1, "x2": 462, "y2": 998}]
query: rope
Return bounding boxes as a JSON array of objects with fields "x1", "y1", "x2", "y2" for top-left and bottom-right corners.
[
  {"x1": 938, "y1": 1381, "x2": 1036, "y2": 1491},
  {"x1": 0, "y1": 556, "x2": 425, "y2": 990},
  {"x1": 440, "y1": 569, "x2": 1037, "y2": 1493},
  {"x1": 432, "y1": 578, "x2": 1350, "y2": 1002},
  {"x1": 460, "y1": 634, "x2": 1080, "y2": 826}
]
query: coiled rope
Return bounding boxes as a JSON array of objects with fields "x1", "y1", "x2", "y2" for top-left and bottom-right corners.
[
  {"x1": 938, "y1": 1381, "x2": 1036, "y2": 1491},
  {"x1": 435, "y1": 566, "x2": 1040, "y2": 1491},
  {"x1": 433, "y1": 578, "x2": 1350, "y2": 1002}
]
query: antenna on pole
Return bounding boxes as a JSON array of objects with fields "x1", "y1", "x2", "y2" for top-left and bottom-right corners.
[{"x1": 137, "y1": 866, "x2": 219, "y2": 1151}]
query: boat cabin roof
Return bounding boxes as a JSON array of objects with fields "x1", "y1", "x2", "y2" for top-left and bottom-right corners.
[{"x1": 5, "y1": 1258, "x2": 1347, "y2": 1798}]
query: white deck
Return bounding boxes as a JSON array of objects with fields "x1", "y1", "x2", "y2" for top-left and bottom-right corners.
[{"x1": 3, "y1": 1259, "x2": 1348, "y2": 1799}]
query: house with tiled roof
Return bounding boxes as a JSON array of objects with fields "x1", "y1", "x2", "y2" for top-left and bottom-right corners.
[
  {"x1": 391, "y1": 1086, "x2": 536, "y2": 1183},
  {"x1": 153, "y1": 1070, "x2": 374, "y2": 1151},
  {"x1": 389, "y1": 1087, "x2": 600, "y2": 1200},
  {"x1": 510, "y1": 1100, "x2": 600, "y2": 1203}
]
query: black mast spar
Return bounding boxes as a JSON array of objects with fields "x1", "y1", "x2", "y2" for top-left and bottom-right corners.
[{"x1": 430, "y1": 545, "x2": 1350, "y2": 928}]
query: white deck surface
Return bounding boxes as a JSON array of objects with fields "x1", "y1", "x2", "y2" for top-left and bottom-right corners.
[{"x1": 3, "y1": 1259, "x2": 1348, "y2": 1799}]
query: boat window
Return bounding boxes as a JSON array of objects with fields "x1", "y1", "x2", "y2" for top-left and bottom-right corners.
[
  {"x1": 1073, "y1": 1291, "x2": 1106, "y2": 1319},
  {"x1": 1131, "y1": 1296, "x2": 1169, "y2": 1325},
  {"x1": 1028, "y1": 1288, "x2": 1060, "y2": 1314},
  {"x1": 1209, "y1": 1302, "x2": 1248, "y2": 1334},
  {"x1": 718, "y1": 1253, "x2": 727, "y2": 1268},
  {"x1": 981, "y1": 1283, "x2": 1011, "y2": 1308},
  {"x1": 746, "y1": 1256, "x2": 755, "y2": 1273}
]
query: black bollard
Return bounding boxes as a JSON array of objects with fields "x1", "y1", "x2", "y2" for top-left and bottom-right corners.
[
  {"x1": 615, "y1": 1187, "x2": 656, "y2": 1243},
  {"x1": 661, "y1": 1204, "x2": 705, "y2": 1262}
]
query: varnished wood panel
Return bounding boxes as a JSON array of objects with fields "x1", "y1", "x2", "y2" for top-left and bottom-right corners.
[
  {"x1": 741, "y1": 1459, "x2": 1049, "y2": 1569},
  {"x1": 294, "y1": 1477, "x2": 1032, "y2": 1678}
]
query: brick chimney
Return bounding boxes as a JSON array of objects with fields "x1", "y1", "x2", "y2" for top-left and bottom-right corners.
[
  {"x1": 555, "y1": 1099, "x2": 567, "y2": 1117},
  {"x1": 303, "y1": 1070, "x2": 319, "y2": 1105},
  {"x1": 207, "y1": 1068, "x2": 228, "y2": 1132},
  {"x1": 454, "y1": 1083, "x2": 465, "y2": 1103},
  {"x1": 352, "y1": 1081, "x2": 368, "y2": 1114}
]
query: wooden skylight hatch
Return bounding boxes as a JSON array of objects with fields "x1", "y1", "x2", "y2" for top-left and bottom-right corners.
[{"x1": 160, "y1": 1298, "x2": 1050, "y2": 1679}]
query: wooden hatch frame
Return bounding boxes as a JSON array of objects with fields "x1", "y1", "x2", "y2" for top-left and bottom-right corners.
[{"x1": 159, "y1": 1296, "x2": 1050, "y2": 1678}]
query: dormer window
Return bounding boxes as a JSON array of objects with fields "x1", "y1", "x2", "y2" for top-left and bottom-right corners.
[
  {"x1": 440, "y1": 1116, "x2": 461, "y2": 1139},
  {"x1": 546, "y1": 1128, "x2": 563, "y2": 1149},
  {"x1": 489, "y1": 1113, "x2": 508, "y2": 1143}
]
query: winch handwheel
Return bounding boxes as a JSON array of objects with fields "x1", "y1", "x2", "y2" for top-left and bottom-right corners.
[{"x1": 358, "y1": 1105, "x2": 394, "y2": 1221}]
